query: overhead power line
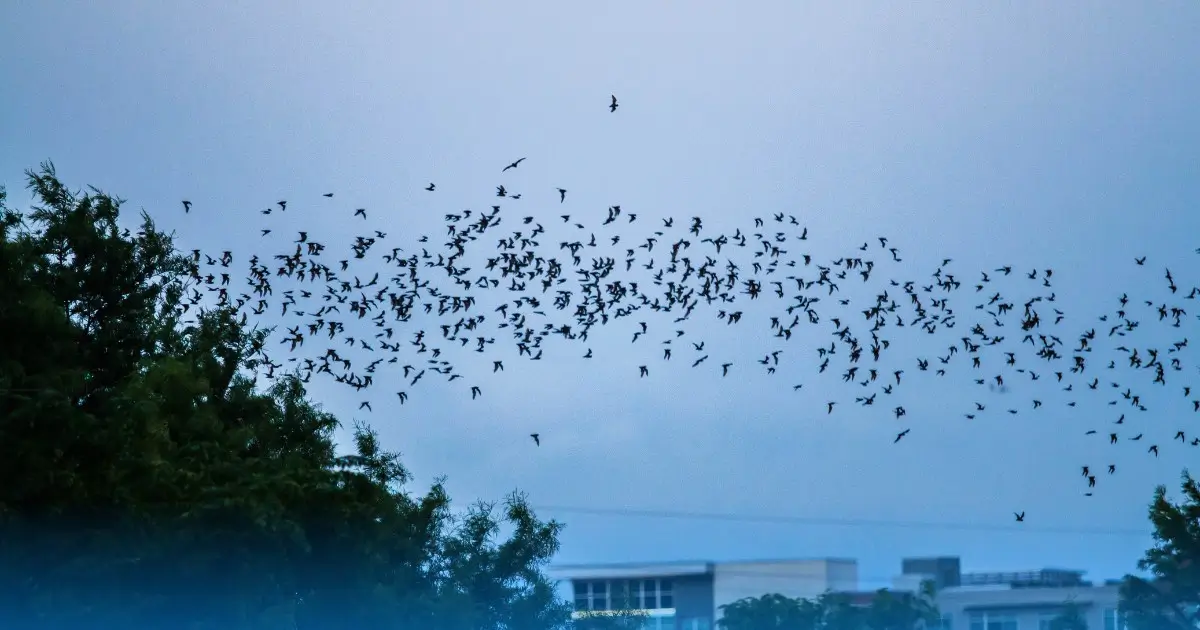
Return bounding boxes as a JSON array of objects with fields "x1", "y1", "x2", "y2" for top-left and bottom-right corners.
[
  {"x1": 532, "y1": 504, "x2": 1150, "y2": 537},
  {"x1": 552, "y1": 565, "x2": 1129, "y2": 587}
]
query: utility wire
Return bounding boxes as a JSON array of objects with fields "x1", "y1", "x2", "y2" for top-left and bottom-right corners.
[{"x1": 532, "y1": 504, "x2": 1149, "y2": 537}]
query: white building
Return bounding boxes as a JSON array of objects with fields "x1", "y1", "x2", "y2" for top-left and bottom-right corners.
[
  {"x1": 547, "y1": 557, "x2": 858, "y2": 629},
  {"x1": 548, "y1": 555, "x2": 1127, "y2": 630}
]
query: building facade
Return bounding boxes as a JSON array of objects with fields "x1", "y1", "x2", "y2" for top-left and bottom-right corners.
[
  {"x1": 547, "y1": 558, "x2": 858, "y2": 629},
  {"x1": 928, "y1": 570, "x2": 1124, "y2": 630},
  {"x1": 549, "y1": 556, "x2": 1126, "y2": 630}
]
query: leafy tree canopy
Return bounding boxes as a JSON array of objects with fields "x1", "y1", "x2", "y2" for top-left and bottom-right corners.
[
  {"x1": 717, "y1": 581, "x2": 940, "y2": 630},
  {"x1": 1120, "y1": 470, "x2": 1200, "y2": 630},
  {"x1": 1047, "y1": 602, "x2": 1089, "y2": 630},
  {"x1": 0, "y1": 162, "x2": 574, "y2": 629}
]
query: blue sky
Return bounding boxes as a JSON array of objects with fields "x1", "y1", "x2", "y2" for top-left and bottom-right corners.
[{"x1": 4, "y1": 2, "x2": 1200, "y2": 593}]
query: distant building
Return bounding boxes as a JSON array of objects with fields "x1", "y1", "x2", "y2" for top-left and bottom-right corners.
[
  {"x1": 900, "y1": 561, "x2": 1125, "y2": 630},
  {"x1": 548, "y1": 555, "x2": 1126, "y2": 630},
  {"x1": 546, "y1": 558, "x2": 858, "y2": 630}
]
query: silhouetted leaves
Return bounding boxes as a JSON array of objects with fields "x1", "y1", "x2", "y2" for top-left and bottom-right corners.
[
  {"x1": 1046, "y1": 602, "x2": 1089, "y2": 630},
  {"x1": 717, "y1": 583, "x2": 940, "y2": 630},
  {"x1": 1120, "y1": 471, "x2": 1200, "y2": 630},
  {"x1": 0, "y1": 163, "x2": 574, "y2": 629}
]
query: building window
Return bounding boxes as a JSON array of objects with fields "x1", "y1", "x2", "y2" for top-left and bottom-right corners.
[
  {"x1": 969, "y1": 612, "x2": 1018, "y2": 630},
  {"x1": 573, "y1": 580, "x2": 613, "y2": 611},
  {"x1": 574, "y1": 581, "x2": 589, "y2": 612},
  {"x1": 1038, "y1": 612, "x2": 1058, "y2": 630},
  {"x1": 940, "y1": 614, "x2": 952, "y2": 630},
  {"x1": 626, "y1": 578, "x2": 674, "y2": 610},
  {"x1": 574, "y1": 579, "x2": 676, "y2": 613},
  {"x1": 593, "y1": 581, "x2": 609, "y2": 611},
  {"x1": 1104, "y1": 609, "x2": 1126, "y2": 630},
  {"x1": 681, "y1": 618, "x2": 710, "y2": 630},
  {"x1": 611, "y1": 580, "x2": 638, "y2": 610},
  {"x1": 640, "y1": 579, "x2": 657, "y2": 609}
]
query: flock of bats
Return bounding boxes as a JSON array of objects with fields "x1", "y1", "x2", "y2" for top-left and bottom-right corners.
[{"x1": 163, "y1": 94, "x2": 1196, "y2": 521}]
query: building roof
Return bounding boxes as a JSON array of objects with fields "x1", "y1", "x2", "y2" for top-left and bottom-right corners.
[
  {"x1": 959, "y1": 569, "x2": 1089, "y2": 588},
  {"x1": 546, "y1": 557, "x2": 858, "y2": 581},
  {"x1": 546, "y1": 560, "x2": 714, "y2": 581}
]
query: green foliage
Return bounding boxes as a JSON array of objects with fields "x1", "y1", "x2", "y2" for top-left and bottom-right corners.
[
  {"x1": 1120, "y1": 470, "x2": 1200, "y2": 630},
  {"x1": 718, "y1": 593, "x2": 827, "y2": 630},
  {"x1": 717, "y1": 581, "x2": 941, "y2": 630},
  {"x1": 1047, "y1": 602, "x2": 1088, "y2": 630},
  {"x1": 570, "y1": 610, "x2": 651, "y2": 630},
  {"x1": 0, "y1": 162, "x2": 573, "y2": 629},
  {"x1": 858, "y1": 582, "x2": 941, "y2": 630}
]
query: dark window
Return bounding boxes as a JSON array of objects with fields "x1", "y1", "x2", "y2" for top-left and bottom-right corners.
[
  {"x1": 660, "y1": 579, "x2": 674, "y2": 609},
  {"x1": 641, "y1": 579, "x2": 656, "y2": 608},
  {"x1": 592, "y1": 581, "x2": 609, "y2": 610},
  {"x1": 573, "y1": 581, "x2": 589, "y2": 611},
  {"x1": 613, "y1": 580, "x2": 636, "y2": 609}
]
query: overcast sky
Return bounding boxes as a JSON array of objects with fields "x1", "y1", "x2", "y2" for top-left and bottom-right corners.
[{"x1": 4, "y1": 2, "x2": 1200, "y2": 592}]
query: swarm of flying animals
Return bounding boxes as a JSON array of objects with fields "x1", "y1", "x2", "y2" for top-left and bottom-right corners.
[{"x1": 170, "y1": 94, "x2": 1199, "y2": 519}]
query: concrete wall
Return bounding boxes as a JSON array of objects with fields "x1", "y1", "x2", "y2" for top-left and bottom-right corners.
[
  {"x1": 712, "y1": 559, "x2": 859, "y2": 623},
  {"x1": 936, "y1": 583, "x2": 1121, "y2": 630},
  {"x1": 825, "y1": 559, "x2": 859, "y2": 591}
]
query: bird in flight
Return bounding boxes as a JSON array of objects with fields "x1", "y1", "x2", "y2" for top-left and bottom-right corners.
[
  {"x1": 530, "y1": 433, "x2": 540, "y2": 446},
  {"x1": 610, "y1": 95, "x2": 619, "y2": 112},
  {"x1": 323, "y1": 193, "x2": 333, "y2": 198},
  {"x1": 169, "y1": 139, "x2": 1200, "y2": 518},
  {"x1": 181, "y1": 200, "x2": 192, "y2": 213}
]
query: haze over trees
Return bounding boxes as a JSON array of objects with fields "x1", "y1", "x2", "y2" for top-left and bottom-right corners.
[
  {"x1": 715, "y1": 583, "x2": 940, "y2": 630},
  {"x1": 0, "y1": 164, "x2": 573, "y2": 629}
]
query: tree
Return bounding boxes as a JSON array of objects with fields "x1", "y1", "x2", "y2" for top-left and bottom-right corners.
[
  {"x1": 1047, "y1": 602, "x2": 1088, "y2": 630},
  {"x1": 718, "y1": 593, "x2": 827, "y2": 630},
  {"x1": 1119, "y1": 470, "x2": 1200, "y2": 630},
  {"x1": 570, "y1": 609, "x2": 651, "y2": 630},
  {"x1": 858, "y1": 581, "x2": 941, "y2": 630},
  {"x1": 717, "y1": 582, "x2": 940, "y2": 630},
  {"x1": 0, "y1": 162, "x2": 574, "y2": 629}
]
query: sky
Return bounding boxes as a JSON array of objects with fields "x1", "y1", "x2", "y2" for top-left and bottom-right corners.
[{"x1": 3, "y1": 1, "x2": 1200, "y2": 595}]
